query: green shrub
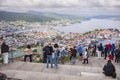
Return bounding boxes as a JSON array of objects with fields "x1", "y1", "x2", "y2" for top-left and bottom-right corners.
[{"x1": 33, "y1": 49, "x2": 37, "y2": 53}]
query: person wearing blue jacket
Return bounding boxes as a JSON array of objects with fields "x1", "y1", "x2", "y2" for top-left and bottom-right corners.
[
  {"x1": 77, "y1": 44, "x2": 83, "y2": 61},
  {"x1": 60, "y1": 47, "x2": 66, "y2": 64},
  {"x1": 53, "y1": 44, "x2": 59, "y2": 69},
  {"x1": 111, "y1": 43, "x2": 115, "y2": 56}
]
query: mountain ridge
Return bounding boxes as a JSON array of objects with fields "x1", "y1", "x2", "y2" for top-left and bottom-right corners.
[{"x1": 0, "y1": 11, "x2": 84, "y2": 22}]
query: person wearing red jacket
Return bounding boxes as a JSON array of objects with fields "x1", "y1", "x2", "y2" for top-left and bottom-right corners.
[{"x1": 107, "y1": 43, "x2": 112, "y2": 55}]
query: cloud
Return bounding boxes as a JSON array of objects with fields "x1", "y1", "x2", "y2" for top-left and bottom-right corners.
[
  {"x1": 0, "y1": 0, "x2": 120, "y2": 15},
  {"x1": 1, "y1": 0, "x2": 120, "y2": 8}
]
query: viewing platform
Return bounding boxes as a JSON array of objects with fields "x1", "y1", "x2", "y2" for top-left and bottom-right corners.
[{"x1": 0, "y1": 57, "x2": 120, "y2": 80}]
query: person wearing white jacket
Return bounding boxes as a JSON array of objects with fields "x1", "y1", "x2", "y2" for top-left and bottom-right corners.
[{"x1": 83, "y1": 48, "x2": 89, "y2": 64}]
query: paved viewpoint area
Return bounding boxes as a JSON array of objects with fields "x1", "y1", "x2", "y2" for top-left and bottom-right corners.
[{"x1": 0, "y1": 57, "x2": 120, "y2": 80}]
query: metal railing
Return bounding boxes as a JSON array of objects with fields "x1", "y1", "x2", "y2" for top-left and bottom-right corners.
[{"x1": 9, "y1": 49, "x2": 25, "y2": 63}]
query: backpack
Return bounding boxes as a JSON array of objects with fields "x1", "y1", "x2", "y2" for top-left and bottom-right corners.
[
  {"x1": 61, "y1": 50, "x2": 66, "y2": 57},
  {"x1": 57, "y1": 49, "x2": 60, "y2": 56},
  {"x1": 54, "y1": 49, "x2": 60, "y2": 57},
  {"x1": 72, "y1": 49, "x2": 77, "y2": 57},
  {"x1": 45, "y1": 46, "x2": 50, "y2": 55}
]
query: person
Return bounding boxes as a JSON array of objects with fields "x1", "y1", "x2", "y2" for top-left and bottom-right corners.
[
  {"x1": 77, "y1": 44, "x2": 83, "y2": 61},
  {"x1": 88, "y1": 45, "x2": 91, "y2": 57},
  {"x1": 43, "y1": 42, "x2": 53, "y2": 68},
  {"x1": 111, "y1": 43, "x2": 115, "y2": 56},
  {"x1": 53, "y1": 43, "x2": 59, "y2": 69},
  {"x1": 1, "y1": 41, "x2": 9, "y2": 65},
  {"x1": 92, "y1": 44, "x2": 96, "y2": 56},
  {"x1": 97, "y1": 43, "x2": 103, "y2": 58},
  {"x1": 115, "y1": 46, "x2": 120, "y2": 63},
  {"x1": 68, "y1": 48, "x2": 72, "y2": 62},
  {"x1": 107, "y1": 43, "x2": 112, "y2": 55},
  {"x1": 24, "y1": 44, "x2": 33, "y2": 62},
  {"x1": 42, "y1": 43, "x2": 47, "y2": 63},
  {"x1": 104, "y1": 45, "x2": 108, "y2": 60},
  {"x1": 103, "y1": 60, "x2": 116, "y2": 78},
  {"x1": 0, "y1": 72, "x2": 7, "y2": 80},
  {"x1": 60, "y1": 46, "x2": 66, "y2": 64},
  {"x1": 71, "y1": 46, "x2": 77, "y2": 64},
  {"x1": 83, "y1": 48, "x2": 89, "y2": 64}
]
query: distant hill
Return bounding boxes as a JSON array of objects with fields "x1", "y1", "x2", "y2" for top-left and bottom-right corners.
[
  {"x1": 88, "y1": 15, "x2": 120, "y2": 19},
  {"x1": 0, "y1": 11, "x2": 56, "y2": 22},
  {"x1": 28, "y1": 11, "x2": 87, "y2": 20},
  {"x1": 0, "y1": 11, "x2": 86, "y2": 22}
]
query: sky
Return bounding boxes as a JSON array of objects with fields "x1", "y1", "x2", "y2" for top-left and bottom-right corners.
[{"x1": 0, "y1": 0, "x2": 120, "y2": 16}]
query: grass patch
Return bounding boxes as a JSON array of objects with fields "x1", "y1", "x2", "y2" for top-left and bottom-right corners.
[
  {"x1": 64, "y1": 56, "x2": 79, "y2": 62},
  {"x1": 34, "y1": 59, "x2": 42, "y2": 63},
  {"x1": 65, "y1": 56, "x2": 70, "y2": 62}
]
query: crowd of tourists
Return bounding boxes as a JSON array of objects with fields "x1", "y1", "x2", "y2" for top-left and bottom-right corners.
[
  {"x1": 1, "y1": 40, "x2": 120, "y2": 66},
  {"x1": 41, "y1": 41, "x2": 119, "y2": 78},
  {"x1": 1, "y1": 40, "x2": 120, "y2": 79},
  {"x1": 90, "y1": 43, "x2": 120, "y2": 62},
  {"x1": 42, "y1": 42, "x2": 120, "y2": 68},
  {"x1": 42, "y1": 42, "x2": 87, "y2": 68}
]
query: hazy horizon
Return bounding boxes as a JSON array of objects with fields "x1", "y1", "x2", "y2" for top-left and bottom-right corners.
[{"x1": 0, "y1": 0, "x2": 120, "y2": 16}]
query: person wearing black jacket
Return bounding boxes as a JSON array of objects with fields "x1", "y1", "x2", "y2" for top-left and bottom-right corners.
[
  {"x1": 1, "y1": 41, "x2": 9, "y2": 65},
  {"x1": 104, "y1": 45, "x2": 108, "y2": 60},
  {"x1": 103, "y1": 60, "x2": 116, "y2": 78},
  {"x1": 43, "y1": 42, "x2": 54, "y2": 68},
  {"x1": 42, "y1": 45, "x2": 47, "y2": 63},
  {"x1": 71, "y1": 46, "x2": 77, "y2": 64},
  {"x1": 115, "y1": 46, "x2": 120, "y2": 63},
  {"x1": 0, "y1": 73, "x2": 7, "y2": 80},
  {"x1": 97, "y1": 43, "x2": 103, "y2": 58}
]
